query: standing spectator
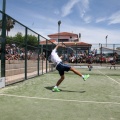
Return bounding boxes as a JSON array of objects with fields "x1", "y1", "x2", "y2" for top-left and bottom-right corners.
[
  {"x1": 87, "y1": 56, "x2": 93, "y2": 71},
  {"x1": 110, "y1": 55, "x2": 116, "y2": 70}
]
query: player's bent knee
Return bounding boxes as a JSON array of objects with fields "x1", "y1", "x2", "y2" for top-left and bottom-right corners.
[{"x1": 61, "y1": 75, "x2": 65, "y2": 80}]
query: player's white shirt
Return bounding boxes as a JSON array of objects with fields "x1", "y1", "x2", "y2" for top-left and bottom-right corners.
[{"x1": 51, "y1": 48, "x2": 62, "y2": 65}]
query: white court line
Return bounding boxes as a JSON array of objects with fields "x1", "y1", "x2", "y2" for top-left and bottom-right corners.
[
  {"x1": 97, "y1": 69, "x2": 120, "y2": 85},
  {"x1": 0, "y1": 93, "x2": 120, "y2": 105}
]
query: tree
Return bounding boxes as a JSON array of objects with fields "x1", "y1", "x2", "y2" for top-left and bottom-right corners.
[
  {"x1": 6, "y1": 32, "x2": 38, "y2": 49},
  {"x1": 13, "y1": 32, "x2": 24, "y2": 47},
  {"x1": 27, "y1": 34, "x2": 38, "y2": 46},
  {"x1": 6, "y1": 17, "x2": 15, "y2": 36},
  {"x1": 0, "y1": 16, "x2": 15, "y2": 36}
]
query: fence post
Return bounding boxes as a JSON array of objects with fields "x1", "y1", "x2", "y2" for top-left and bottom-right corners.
[
  {"x1": 46, "y1": 39, "x2": 48, "y2": 73},
  {"x1": 37, "y1": 35, "x2": 40, "y2": 76},
  {"x1": 100, "y1": 44, "x2": 102, "y2": 66},
  {"x1": 24, "y1": 27, "x2": 27, "y2": 80},
  {"x1": 1, "y1": 12, "x2": 6, "y2": 77},
  {"x1": 76, "y1": 43, "x2": 77, "y2": 64}
]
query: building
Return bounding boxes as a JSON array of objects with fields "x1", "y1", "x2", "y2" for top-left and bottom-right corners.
[
  {"x1": 48, "y1": 32, "x2": 79, "y2": 42},
  {"x1": 40, "y1": 32, "x2": 92, "y2": 56}
]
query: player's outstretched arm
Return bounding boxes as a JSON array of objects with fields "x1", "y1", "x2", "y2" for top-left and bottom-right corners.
[{"x1": 54, "y1": 43, "x2": 66, "y2": 50}]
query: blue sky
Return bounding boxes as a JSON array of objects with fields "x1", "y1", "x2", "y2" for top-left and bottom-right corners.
[{"x1": 0, "y1": 0, "x2": 120, "y2": 44}]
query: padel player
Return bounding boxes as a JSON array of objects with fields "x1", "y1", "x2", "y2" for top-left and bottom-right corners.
[{"x1": 51, "y1": 43, "x2": 90, "y2": 92}]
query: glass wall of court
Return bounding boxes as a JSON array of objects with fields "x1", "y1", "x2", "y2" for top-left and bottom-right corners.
[{"x1": 0, "y1": 10, "x2": 56, "y2": 86}]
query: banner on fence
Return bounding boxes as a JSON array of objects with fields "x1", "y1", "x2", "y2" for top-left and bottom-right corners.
[{"x1": 0, "y1": 77, "x2": 5, "y2": 88}]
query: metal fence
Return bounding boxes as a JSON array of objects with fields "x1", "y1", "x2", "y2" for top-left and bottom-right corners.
[{"x1": 0, "y1": 10, "x2": 56, "y2": 86}]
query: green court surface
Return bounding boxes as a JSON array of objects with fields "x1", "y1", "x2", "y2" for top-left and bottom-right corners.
[{"x1": 0, "y1": 67, "x2": 120, "y2": 120}]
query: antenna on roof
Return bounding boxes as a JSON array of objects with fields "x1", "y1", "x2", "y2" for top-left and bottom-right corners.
[{"x1": 79, "y1": 33, "x2": 81, "y2": 41}]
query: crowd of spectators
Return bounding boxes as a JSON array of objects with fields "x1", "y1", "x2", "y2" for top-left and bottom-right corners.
[
  {"x1": 1, "y1": 44, "x2": 119, "y2": 65},
  {"x1": 64, "y1": 50, "x2": 119, "y2": 64},
  {"x1": 5, "y1": 44, "x2": 45, "y2": 63}
]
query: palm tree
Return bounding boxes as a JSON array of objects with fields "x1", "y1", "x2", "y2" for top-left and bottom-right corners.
[
  {"x1": 6, "y1": 17, "x2": 15, "y2": 36},
  {"x1": 0, "y1": 16, "x2": 15, "y2": 36}
]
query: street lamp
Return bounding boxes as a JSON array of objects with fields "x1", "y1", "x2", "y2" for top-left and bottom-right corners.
[
  {"x1": 58, "y1": 20, "x2": 61, "y2": 42},
  {"x1": 105, "y1": 35, "x2": 108, "y2": 47}
]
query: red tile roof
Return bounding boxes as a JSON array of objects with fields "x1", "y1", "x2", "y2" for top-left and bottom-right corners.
[{"x1": 48, "y1": 32, "x2": 78, "y2": 37}]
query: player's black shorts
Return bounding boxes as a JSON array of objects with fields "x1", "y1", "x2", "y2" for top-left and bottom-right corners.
[{"x1": 56, "y1": 62, "x2": 71, "y2": 76}]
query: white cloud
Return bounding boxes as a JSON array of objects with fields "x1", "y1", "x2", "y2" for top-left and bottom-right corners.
[
  {"x1": 95, "y1": 11, "x2": 120, "y2": 25},
  {"x1": 61, "y1": 0, "x2": 80, "y2": 17},
  {"x1": 77, "y1": 0, "x2": 89, "y2": 18},
  {"x1": 96, "y1": 17, "x2": 107, "y2": 23},
  {"x1": 61, "y1": 0, "x2": 90, "y2": 23},
  {"x1": 108, "y1": 11, "x2": 120, "y2": 25},
  {"x1": 77, "y1": 0, "x2": 91, "y2": 23}
]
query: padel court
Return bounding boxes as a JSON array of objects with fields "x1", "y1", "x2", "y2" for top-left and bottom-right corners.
[{"x1": 0, "y1": 66, "x2": 120, "y2": 120}]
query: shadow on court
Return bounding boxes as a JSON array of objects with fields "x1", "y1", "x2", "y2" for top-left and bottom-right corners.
[{"x1": 45, "y1": 86, "x2": 86, "y2": 93}]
